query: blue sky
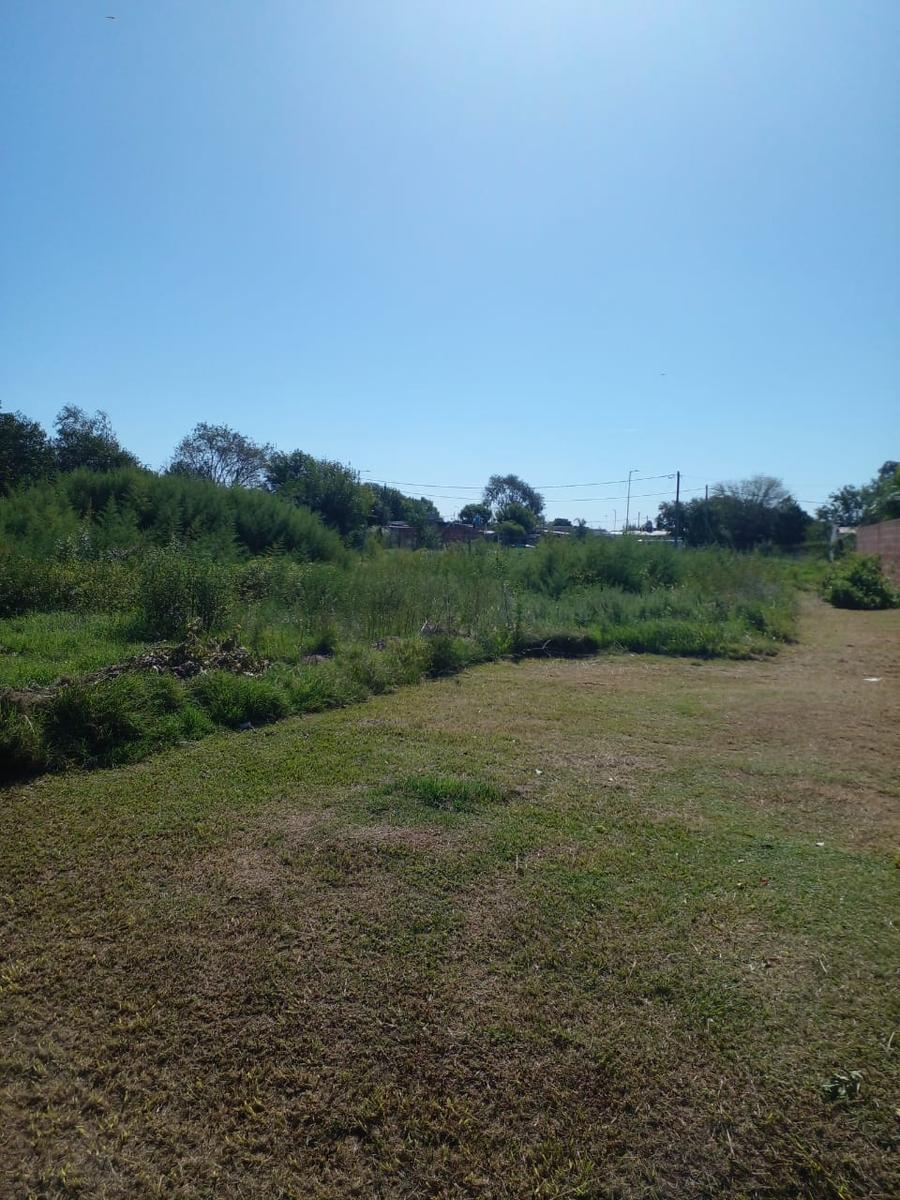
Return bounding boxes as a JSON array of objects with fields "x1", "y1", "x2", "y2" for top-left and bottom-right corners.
[{"x1": 2, "y1": 1, "x2": 898, "y2": 524}]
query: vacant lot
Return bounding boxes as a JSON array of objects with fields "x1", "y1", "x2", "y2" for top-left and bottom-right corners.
[{"x1": 2, "y1": 599, "x2": 898, "y2": 1199}]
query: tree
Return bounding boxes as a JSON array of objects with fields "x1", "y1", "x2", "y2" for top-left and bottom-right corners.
[
  {"x1": 551, "y1": 517, "x2": 573, "y2": 528},
  {"x1": 368, "y1": 485, "x2": 442, "y2": 546},
  {"x1": 816, "y1": 485, "x2": 870, "y2": 527},
  {"x1": 495, "y1": 499, "x2": 539, "y2": 534},
  {"x1": 658, "y1": 475, "x2": 810, "y2": 550},
  {"x1": 368, "y1": 485, "x2": 440, "y2": 527},
  {"x1": 0, "y1": 409, "x2": 54, "y2": 494},
  {"x1": 712, "y1": 474, "x2": 791, "y2": 508},
  {"x1": 816, "y1": 460, "x2": 900, "y2": 526},
  {"x1": 53, "y1": 406, "x2": 138, "y2": 473},
  {"x1": 266, "y1": 450, "x2": 371, "y2": 538},
  {"x1": 458, "y1": 502, "x2": 492, "y2": 525},
  {"x1": 483, "y1": 474, "x2": 544, "y2": 522},
  {"x1": 497, "y1": 520, "x2": 527, "y2": 546},
  {"x1": 167, "y1": 423, "x2": 272, "y2": 488},
  {"x1": 873, "y1": 464, "x2": 900, "y2": 520}
]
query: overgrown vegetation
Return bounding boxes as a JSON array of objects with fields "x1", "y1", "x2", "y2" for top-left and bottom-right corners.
[
  {"x1": 0, "y1": 410, "x2": 828, "y2": 778},
  {"x1": 821, "y1": 553, "x2": 899, "y2": 610},
  {"x1": 0, "y1": 467, "x2": 345, "y2": 567},
  {"x1": 0, "y1": 533, "x2": 799, "y2": 778}
]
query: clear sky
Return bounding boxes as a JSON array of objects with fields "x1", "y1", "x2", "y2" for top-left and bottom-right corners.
[{"x1": 2, "y1": 1, "x2": 898, "y2": 524}]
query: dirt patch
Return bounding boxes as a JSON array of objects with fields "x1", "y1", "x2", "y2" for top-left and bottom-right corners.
[
  {"x1": 343, "y1": 823, "x2": 452, "y2": 853},
  {"x1": 189, "y1": 843, "x2": 281, "y2": 894}
]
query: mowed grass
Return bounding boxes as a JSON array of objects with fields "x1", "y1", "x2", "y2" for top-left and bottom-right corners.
[{"x1": 1, "y1": 601, "x2": 898, "y2": 1198}]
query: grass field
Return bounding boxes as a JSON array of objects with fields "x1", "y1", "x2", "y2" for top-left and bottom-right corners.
[{"x1": 1, "y1": 598, "x2": 898, "y2": 1198}]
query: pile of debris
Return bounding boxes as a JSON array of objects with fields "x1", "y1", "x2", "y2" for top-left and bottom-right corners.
[
  {"x1": 1, "y1": 633, "x2": 269, "y2": 711},
  {"x1": 84, "y1": 634, "x2": 268, "y2": 684}
]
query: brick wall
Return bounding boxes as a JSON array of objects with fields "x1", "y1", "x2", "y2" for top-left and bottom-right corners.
[{"x1": 856, "y1": 518, "x2": 900, "y2": 581}]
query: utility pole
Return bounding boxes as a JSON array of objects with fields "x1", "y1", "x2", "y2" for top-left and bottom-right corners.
[
  {"x1": 704, "y1": 483, "x2": 711, "y2": 544},
  {"x1": 674, "y1": 470, "x2": 681, "y2": 546},
  {"x1": 624, "y1": 468, "x2": 638, "y2": 532}
]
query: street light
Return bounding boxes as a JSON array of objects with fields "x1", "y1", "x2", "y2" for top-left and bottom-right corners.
[{"x1": 624, "y1": 469, "x2": 638, "y2": 532}]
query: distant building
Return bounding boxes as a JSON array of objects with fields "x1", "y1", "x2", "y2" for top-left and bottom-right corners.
[
  {"x1": 383, "y1": 521, "x2": 417, "y2": 549},
  {"x1": 441, "y1": 522, "x2": 482, "y2": 546}
]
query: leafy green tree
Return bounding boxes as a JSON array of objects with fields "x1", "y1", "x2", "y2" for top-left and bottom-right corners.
[
  {"x1": 368, "y1": 485, "x2": 440, "y2": 526},
  {"x1": 266, "y1": 450, "x2": 371, "y2": 538},
  {"x1": 496, "y1": 499, "x2": 539, "y2": 533},
  {"x1": 368, "y1": 485, "x2": 441, "y2": 546},
  {"x1": 53, "y1": 406, "x2": 138, "y2": 473},
  {"x1": 551, "y1": 517, "x2": 573, "y2": 528},
  {"x1": 497, "y1": 520, "x2": 527, "y2": 546},
  {"x1": 168, "y1": 423, "x2": 272, "y2": 488},
  {"x1": 483, "y1": 474, "x2": 544, "y2": 522},
  {"x1": 458, "y1": 502, "x2": 492, "y2": 525},
  {"x1": 817, "y1": 460, "x2": 900, "y2": 525},
  {"x1": 0, "y1": 409, "x2": 54, "y2": 494},
  {"x1": 658, "y1": 475, "x2": 810, "y2": 550},
  {"x1": 816, "y1": 485, "x2": 870, "y2": 527},
  {"x1": 873, "y1": 464, "x2": 900, "y2": 520}
]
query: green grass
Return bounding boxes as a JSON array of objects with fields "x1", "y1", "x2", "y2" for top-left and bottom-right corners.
[
  {"x1": 1, "y1": 600, "x2": 896, "y2": 1198},
  {"x1": 393, "y1": 773, "x2": 506, "y2": 811},
  {"x1": 0, "y1": 610, "x2": 149, "y2": 687}
]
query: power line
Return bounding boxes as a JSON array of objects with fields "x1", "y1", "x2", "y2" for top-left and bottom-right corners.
[{"x1": 359, "y1": 471, "x2": 676, "y2": 492}]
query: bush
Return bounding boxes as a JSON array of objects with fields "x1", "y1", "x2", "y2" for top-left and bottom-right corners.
[
  {"x1": 139, "y1": 548, "x2": 233, "y2": 638},
  {"x1": 0, "y1": 468, "x2": 346, "y2": 563},
  {"x1": 41, "y1": 673, "x2": 204, "y2": 768},
  {"x1": 423, "y1": 634, "x2": 488, "y2": 676},
  {"x1": 822, "y1": 554, "x2": 899, "y2": 611},
  {"x1": 279, "y1": 662, "x2": 351, "y2": 713},
  {"x1": 0, "y1": 554, "x2": 140, "y2": 618},
  {"x1": 190, "y1": 671, "x2": 289, "y2": 727}
]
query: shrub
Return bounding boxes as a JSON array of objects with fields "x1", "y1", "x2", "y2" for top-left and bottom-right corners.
[
  {"x1": 190, "y1": 671, "x2": 289, "y2": 727},
  {"x1": 381, "y1": 638, "x2": 430, "y2": 685},
  {"x1": 0, "y1": 468, "x2": 346, "y2": 562},
  {"x1": 423, "y1": 635, "x2": 488, "y2": 676},
  {"x1": 304, "y1": 622, "x2": 338, "y2": 657},
  {"x1": 339, "y1": 646, "x2": 393, "y2": 696},
  {"x1": 822, "y1": 554, "x2": 899, "y2": 611},
  {"x1": 139, "y1": 548, "x2": 233, "y2": 638},
  {"x1": 41, "y1": 673, "x2": 201, "y2": 768},
  {"x1": 279, "y1": 662, "x2": 351, "y2": 713}
]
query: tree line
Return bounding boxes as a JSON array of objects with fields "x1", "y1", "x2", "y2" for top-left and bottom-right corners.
[
  {"x1": 0, "y1": 409, "x2": 561, "y2": 547},
  {"x1": 2, "y1": 405, "x2": 895, "y2": 553},
  {"x1": 0, "y1": 407, "x2": 442, "y2": 546}
]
